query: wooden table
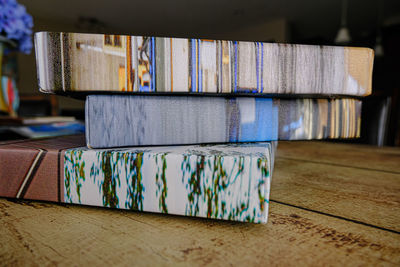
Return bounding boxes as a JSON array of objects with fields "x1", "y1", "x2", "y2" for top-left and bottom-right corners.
[{"x1": 1, "y1": 141, "x2": 399, "y2": 265}]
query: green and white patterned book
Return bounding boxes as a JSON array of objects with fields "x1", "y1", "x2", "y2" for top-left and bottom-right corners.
[{"x1": 65, "y1": 142, "x2": 276, "y2": 223}]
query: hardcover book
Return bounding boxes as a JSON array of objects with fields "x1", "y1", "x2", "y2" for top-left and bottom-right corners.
[
  {"x1": 35, "y1": 32, "x2": 374, "y2": 96},
  {"x1": 0, "y1": 135, "x2": 276, "y2": 223},
  {"x1": 86, "y1": 95, "x2": 361, "y2": 148}
]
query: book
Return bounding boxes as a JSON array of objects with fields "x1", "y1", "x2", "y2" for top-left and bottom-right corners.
[
  {"x1": 3, "y1": 121, "x2": 85, "y2": 139},
  {"x1": 86, "y1": 95, "x2": 361, "y2": 148},
  {"x1": 0, "y1": 135, "x2": 85, "y2": 202},
  {"x1": 0, "y1": 116, "x2": 76, "y2": 125},
  {"x1": 35, "y1": 32, "x2": 374, "y2": 96},
  {"x1": 0, "y1": 135, "x2": 276, "y2": 223}
]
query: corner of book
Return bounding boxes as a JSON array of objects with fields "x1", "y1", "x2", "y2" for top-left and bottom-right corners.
[
  {"x1": 34, "y1": 31, "x2": 47, "y2": 39},
  {"x1": 363, "y1": 88, "x2": 373, "y2": 97},
  {"x1": 357, "y1": 46, "x2": 375, "y2": 70},
  {"x1": 85, "y1": 126, "x2": 91, "y2": 149},
  {"x1": 259, "y1": 212, "x2": 269, "y2": 224},
  {"x1": 367, "y1": 48, "x2": 375, "y2": 96},
  {"x1": 37, "y1": 84, "x2": 51, "y2": 94},
  {"x1": 34, "y1": 32, "x2": 56, "y2": 93},
  {"x1": 364, "y1": 46, "x2": 375, "y2": 58},
  {"x1": 85, "y1": 98, "x2": 90, "y2": 143}
]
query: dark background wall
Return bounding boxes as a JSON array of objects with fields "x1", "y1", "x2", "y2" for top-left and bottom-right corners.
[{"x1": 16, "y1": 0, "x2": 400, "y2": 145}]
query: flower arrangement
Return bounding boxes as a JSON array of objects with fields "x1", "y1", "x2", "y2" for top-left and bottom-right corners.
[
  {"x1": 0, "y1": 0, "x2": 31, "y2": 115},
  {"x1": 0, "y1": 0, "x2": 33, "y2": 54}
]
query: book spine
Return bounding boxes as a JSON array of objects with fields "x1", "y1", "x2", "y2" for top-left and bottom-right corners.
[
  {"x1": 63, "y1": 142, "x2": 275, "y2": 223},
  {"x1": 0, "y1": 147, "x2": 61, "y2": 201},
  {"x1": 86, "y1": 95, "x2": 362, "y2": 148},
  {"x1": 0, "y1": 137, "x2": 86, "y2": 202}
]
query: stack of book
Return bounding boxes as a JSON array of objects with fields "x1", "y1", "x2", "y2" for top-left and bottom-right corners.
[{"x1": 0, "y1": 32, "x2": 374, "y2": 223}]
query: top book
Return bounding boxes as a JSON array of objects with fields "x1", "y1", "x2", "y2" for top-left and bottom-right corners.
[{"x1": 35, "y1": 32, "x2": 374, "y2": 96}]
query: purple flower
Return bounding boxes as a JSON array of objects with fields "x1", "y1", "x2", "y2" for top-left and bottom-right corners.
[
  {"x1": 0, "y1": 0, "x2": 33, "y2": 53},
  {"x1": 18, "y1": 34, "x2": 32, "y2": 54}
]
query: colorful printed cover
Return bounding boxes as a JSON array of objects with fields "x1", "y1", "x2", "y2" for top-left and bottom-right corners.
[
  {"x1": 35, "y1": 32, "x2": 374, "y2": 96},
  {"x1": 86, "y1": 95, "x2": 361, "y2": 148},
  {"x1": 0, "y1": 135, "x2": 276, "y2": 223}
]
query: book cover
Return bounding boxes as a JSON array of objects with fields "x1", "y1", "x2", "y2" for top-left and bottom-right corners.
[
  {"x1": 6, "y1": 121, "x2": 85, "y2": 139},
  {"x1": 86, "y1": 95, "x2": 361, "y2": 148},
  {"x1": 35, "y1": 32, "x2": 374, "y2": 96},
  {"x1": 0, "y1": 135, "x2": 85, "y2": 202},
  {"x1": 0, "y1": 136, "x2": 275, "y2": 223}
]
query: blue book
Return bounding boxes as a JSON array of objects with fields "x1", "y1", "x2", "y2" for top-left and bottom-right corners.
[{"x1": 85, "y1": 95, "x2": 361, "y2": 148}]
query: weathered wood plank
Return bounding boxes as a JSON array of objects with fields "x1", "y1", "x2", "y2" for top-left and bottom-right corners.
[
  {"x1": 271, "y1": 145, "x2": 400, "y2": 232},
  {"x1": 0, "y1": 198, "x2": 399, "y2": 266},
  {"x1": 277, "y1": 141, "x2": 400, "y2": 173}
]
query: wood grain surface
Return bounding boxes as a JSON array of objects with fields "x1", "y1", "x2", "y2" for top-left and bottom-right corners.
[
  {"x1": 277, "y1": 141, "x2": 400, "y2": 173},
  {"x1": 1, "y1": 141, "x2": 399, "y2": 266},
  {"x1": 271, "y1": 158, "x2": 400, "y2": 232}
]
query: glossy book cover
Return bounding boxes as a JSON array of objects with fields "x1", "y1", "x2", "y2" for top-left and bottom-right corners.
[
  {"x1": 35, "y1": 32, "x2": 374, "y2": 96},
  {"x1": 86, "y1": 95, "x2": 361, "y2": 148},
  {"x1": 0, "y1": 136, "x2": 275, "y2": 223}
]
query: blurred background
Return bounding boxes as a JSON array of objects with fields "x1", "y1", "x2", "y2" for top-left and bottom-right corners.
[{"x1": 1, "y1": 0, "x2": 400, "y2": 146}]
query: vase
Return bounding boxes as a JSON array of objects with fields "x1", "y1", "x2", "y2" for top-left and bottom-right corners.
[{"x1": 0, "y1": 36, "x2": 19, "y2": 117}]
